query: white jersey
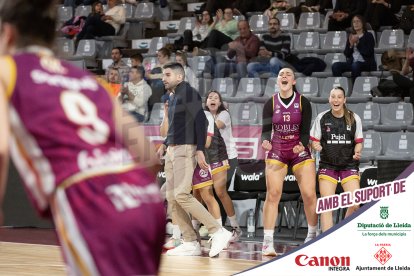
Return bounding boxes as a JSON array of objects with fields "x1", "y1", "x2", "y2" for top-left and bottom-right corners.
[{"x1": 216, "y1": 110, "x2": 238, "y2": 159}]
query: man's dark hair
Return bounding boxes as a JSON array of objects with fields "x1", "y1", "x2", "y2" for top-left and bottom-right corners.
[
  {"x1": 112, "y1": 47, "x2": 123, "y2": 56},
  {"x1": 0, "y1": 0, "x2": 57, "y2": 47},
  {"x1": 163, "y1": 62, "x2": 185, "y2": 78},
  {"x1": 131, "y1": 53, "x2": 144, "y2": 63},
  {"x1": 131, "y1": 65, "x2": 145, "y2": 77}
]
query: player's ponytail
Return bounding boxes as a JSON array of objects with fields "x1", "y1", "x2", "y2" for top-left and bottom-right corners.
[{"x1": 343, "y1": 103, "x2": 355, "y2": 127}]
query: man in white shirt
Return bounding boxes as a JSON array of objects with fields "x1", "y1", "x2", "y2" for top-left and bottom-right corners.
[{"x1": 120, "y1": 66, "x2": 152, "y2": 122}]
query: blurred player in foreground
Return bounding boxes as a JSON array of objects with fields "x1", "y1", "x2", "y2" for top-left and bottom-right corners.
[{"x1": 0, "y1": 0, "x2": 165, "y2": 275}]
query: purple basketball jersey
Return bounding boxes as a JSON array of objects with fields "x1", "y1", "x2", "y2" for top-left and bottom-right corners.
[
  {"x1": 7, "y1": 52, "x2": 133, "y2": 214},
  {"x1": 7, "y1": 52, "x2": 165, "y2": 275},
  {"x1": 271, "y1": 91, "x2": 303, "y2": 151}
]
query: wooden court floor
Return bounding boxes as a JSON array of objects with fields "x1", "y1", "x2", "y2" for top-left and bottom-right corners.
[{"x1": 0, "y1": 228, "x2": 299, "y2": 275}]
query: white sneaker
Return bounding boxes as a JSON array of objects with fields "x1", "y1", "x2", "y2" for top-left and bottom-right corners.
[
  {"x1": 262, "y1": 237, "x2": 277, "y2": 256},
  {"x1": 229, "y1": 227, "x2": 243, "y2": 242},
  {"x1": 208, "y1": 227, "x2": 232, "y2": 257},
  {"x1": 166, "y1": 241, "x2": 201, "y2": 256},
  {"x1": 163, "y1": 237, "x2": 182, "y2": 250},
  {"x1": 199, "y1": 225, "x2": 209, "y2": 237},
  {"x1": 304, "y1": 233, "x2": 316, "y2": 243}
]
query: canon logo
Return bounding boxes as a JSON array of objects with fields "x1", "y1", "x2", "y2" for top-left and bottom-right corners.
[{"x1": 295, "y1": 254, "x2": 350, "y2": 267}]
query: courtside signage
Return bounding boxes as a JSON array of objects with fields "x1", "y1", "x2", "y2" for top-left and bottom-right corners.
[{"x1": 238, "y1": 170, "x2": 414, "y2": 275}]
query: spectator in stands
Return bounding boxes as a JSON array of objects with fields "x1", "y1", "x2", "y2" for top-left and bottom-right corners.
[
  {"x1": 75, "y1": 0, "x2": 126, "y2": 43},
  {"x1": 364, "y1": 0, "x2": 402, "y2": 31},
  {"x1": 310, "y1": 86, "x2": 363, "y2": 232},
  {"x1": 247, "y1": 17, "x2": 292, "y2": 78},
  {"x1": 392, "y1": 47, "x2": 414, "y2": 106},
  {"x1": 120, "y1": 66, "x2": 152, "y2": 122},
  {"x1": 181, "y1": 11, "x2": 213, "y2": 52},
  {"x1": 264, "y1": 0, "x2": 291, "y2": 18},
  {"x1": 215, "y1": 20, "x2": 260, "y2": 78},
  {"x1": 146, "y1": 47, "x2": 171, "y2": 113},
  {"x1": 287, "y1": 0, "x2": 332, "y2": 23},
  {"x1": 89, "y1": 1, "x2": 105, "y2": 19},
  {"x1": 202, "y1": 8, "x2": 239, "y2": 51},
  {"x1": 205, "y1": 0, "x2": 235, "y2": 15},
  {"x1": 130, "y1": 53, "x2": 144, "y2": 67},
  {"x1": 331, "y1": 15, "x2": 376, "y2": 83},
  {"x1": 175, "y1": 51, "x2": 197, "y2": 89},
  {"x1": 106, "y1": 47, "x2": 130, "y2": 82},
  {"x1": 107, "y1": 67, "x2": 122, "y2": 97},
  {"x1": 327, "y1": 0, "x2": 366, "y2": 31},
  {"x1": 232, "y1": 0, "x2": 268, "y2": 17}
]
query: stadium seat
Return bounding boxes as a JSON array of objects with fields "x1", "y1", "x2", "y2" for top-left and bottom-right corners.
[
  {"x1": 263, "y1": 77, "x2": 280, "y2": 98},
  {"x1": 294, "y1": 31, "x2": 320, "y2": 53},
  {"x1": 276, "y1": 13, "x2": 296, "y2": 31},
  {"x1": 295, "y1": 76, "x2": 319, "y2": 97},
  {"x1": 347, "y1": 76, "x2": 378, "y2": 103},
  {"x1": 375, "y1": 29, "x2": 405, "y2": 53},
  {"x1": 233, "y1": 77, "x2": 263, "y2": 101},
  {"x1": 168, "y1": 17, "x2": 196, "y2": 39},
  {"x1": 190, "y1": 55, "x2": 212, "y2": 77},
  {"x1": 56, "y1": 38, "x2": 75, "y2": 59},
  {"x1": 74, "y1": 5, "x2": 91, "y2": 17},
  {"x1": 249, "y1": 14, "x2": 269, "y2": 33},
  {"x1": 320, "y1": 10, "x2": 332, "y2": 31},
  {"x1": 312, "y1": 53, "x2": 346, "y2": 78},
  {"x1": 96, "y1": 22, "x2": 130, "y2": 58},
  {"x1": 376, "y1": 132, "x2": 414, "y2": 161},
  {"x1": 211, "y1": 78, "x2": 236, "y2": 99},
  {"x1": 127, "y1": 2, "x2": 155, "y2": 39},
  {"x1": 297, "y1": 12, "x2": 321, "y2": 31},
  {"x1": 67, "y1": 39, "x2": 98, "y2": 68},
  {"x1": 229, "y1": 102, "x2": 260, "y2": 125},
  {"x1": 121, "y1": 3, "x2": 135, "y2": 19},
  {"x1": 57, "y1": 5, "x2": 73, "y2": 25},
  {"x1": 408, "y1": 29, "x2": 414, "y2": 48},
  {"x1": 147, "y1": 36, "x2": 170, "y2": 55},
  {"x1": 234, "y1": 15, "x2": 246, "y2": 21},
  {"x1": 319, "y1": 31, "x2": 347, "y2": 53},
  {"x1": 134, "y1": 2, "x2": 154, "y2": 20},
  {"x1": 146, "y1": 103, "x2": 165, "y2": 125},
  {"x1": 312, "y1": 77, "x2": 350, "y2": 103},
  {"x1": 348, "y1": 102, "x2": 381, "y2": 130},
  {"x1": 374, "y1": 103, "x2": 414, "y2": 131},
  {"x1": 360, "y1": 131, "x2": 382, "y2": 163}
]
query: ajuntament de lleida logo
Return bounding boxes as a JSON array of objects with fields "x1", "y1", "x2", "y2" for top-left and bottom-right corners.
[{"x1": 380, "y1": 206, "x2": 389, "y2": 219}]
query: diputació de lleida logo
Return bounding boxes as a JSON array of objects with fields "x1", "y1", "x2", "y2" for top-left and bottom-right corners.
[{"x1": 380, "y1": 206, "x2": 389, "y2": 219}]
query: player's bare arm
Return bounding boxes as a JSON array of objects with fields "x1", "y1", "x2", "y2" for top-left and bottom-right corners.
[
  {"x1": 0, "y1": 58, "x2": 11, "y2": 225},
  {"x1": 113, "y1": 99, "x2": 160, "y2": 174}
]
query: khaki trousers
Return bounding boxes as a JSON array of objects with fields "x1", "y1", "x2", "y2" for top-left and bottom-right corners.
[{"x1": 165, "y1": 145, "x2": 220, "y2": 242}]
